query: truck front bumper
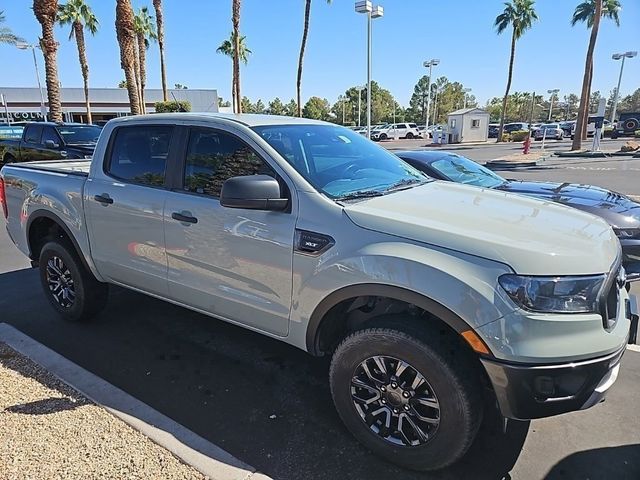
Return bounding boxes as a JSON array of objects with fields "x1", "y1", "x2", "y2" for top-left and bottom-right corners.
[{"x1": 481, "y1": 343, "x2": 626, "y2": 420}]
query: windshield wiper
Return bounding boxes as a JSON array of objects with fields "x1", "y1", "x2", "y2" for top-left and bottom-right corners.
[
  {"x1": 337, "y1": 190, "x2": 385, "y2": 201},
  {"x1": 382, "y1": 178, "x2": 427, "y2": 193}
]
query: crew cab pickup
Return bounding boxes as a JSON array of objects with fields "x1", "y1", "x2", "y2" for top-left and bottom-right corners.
[
  {"x1": 0, "y1": 114, "x2": 636, "y2": 471},
  {"x1": 0, "y1": 122, "x2": 101, "y2": 166}
]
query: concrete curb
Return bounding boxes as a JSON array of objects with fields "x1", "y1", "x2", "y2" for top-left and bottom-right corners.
[{"x1": 0, "y1": 323, "x2": 271, "y2": 480}]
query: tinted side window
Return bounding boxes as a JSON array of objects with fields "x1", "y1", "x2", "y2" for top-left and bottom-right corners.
[
  {"x1": 24, "y1": 125, "x2": 42, "y2": 144},
  {"x1": 41, "y1": 126, "x2": 61, "y2": 145},
  {"x1": 107, "y1": 126, "x2": 173, "y2": 186},
  {"x1": 183, "y1": 128, "x2": 273, "y2": 197},
  {"x1": 409, "y1": 123, "x2": 417, "y2": 128}
]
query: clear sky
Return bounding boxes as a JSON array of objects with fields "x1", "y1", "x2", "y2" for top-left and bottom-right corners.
[{"x1": 1, "y1": 0, "x2": 639, "y2": 107}]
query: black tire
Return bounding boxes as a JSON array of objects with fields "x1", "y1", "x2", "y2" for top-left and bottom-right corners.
[
  {"x1": 330, "y1": 326, "x2": 483, "y2": 471},
  {"x1": 611, "y1": 130, "x2": 619, "y2": 139},
  {"x1": 38, "y1": 240, "x2": 108, "y2": 322},
  {"x1": 406, "y1": 132, "x2": 414, "y2": 139},
  {"x1": 624, "y1": 118, "x2": 639, "y2": 132},
  {"x1": 380, "y1": 133, "x2": 388, "y2": 140}
]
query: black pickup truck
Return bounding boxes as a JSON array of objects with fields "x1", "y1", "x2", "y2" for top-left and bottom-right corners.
[{"x1": 0, "y1": 122, "x2": 101, "y2": 166}]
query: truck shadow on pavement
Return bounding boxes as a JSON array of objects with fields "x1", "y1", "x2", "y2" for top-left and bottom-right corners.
[
  {"x1": 545, "y1": 444, "x2": 640, "y2": 480},
  {"x1": 0, "y1": 268, "x2": 531, "y2": 479}
]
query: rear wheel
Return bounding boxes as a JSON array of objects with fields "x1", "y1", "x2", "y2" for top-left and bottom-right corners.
[
  {"x1": 330, "y1": 326, "x2": 483, "y2": 471},
  {"x1": 406, "y1": 132, "x2": 414, "y2": 139},
  {"x1": 38, "y1": 240, "x2": 108, "y2": 322}
]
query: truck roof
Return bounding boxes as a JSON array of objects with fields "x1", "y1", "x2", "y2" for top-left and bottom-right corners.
[{"x1": 108, "y1": 113, "x2": 328, "y2": 128}]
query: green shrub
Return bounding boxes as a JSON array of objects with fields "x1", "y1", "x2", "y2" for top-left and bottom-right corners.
[
  {"x1": 635, "y1": 130, "x2": 640, "y2": 138},
  {"x1": 154, "y1": 100, "x2": 191, "y2": 113},
  {"x1": 510, "y1": 130, "x2": 529, "y2": 142},
  {"x1": 500, "y1": 133, "x2": 511, "y2": 142}
]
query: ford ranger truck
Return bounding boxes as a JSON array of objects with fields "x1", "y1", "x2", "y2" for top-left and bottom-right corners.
[{"x1": 0, "y1": 114, "x2": 635, "y2": 471}]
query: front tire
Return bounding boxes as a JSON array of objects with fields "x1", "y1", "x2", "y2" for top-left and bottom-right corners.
[
  {"x1": 406, "y1": 132, "x2": 414, "y2": 139},
  {"x1": 330, "y1": 326, "x2": 483, "y2": 471},
  {"x1": 38, "y1": 240, "x2": 108, "y2": 322}
]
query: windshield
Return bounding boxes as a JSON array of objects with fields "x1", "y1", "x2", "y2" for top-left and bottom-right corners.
[
  {"x1": 253, "y1": 124, "x2": 428, "y2": 199},
  {"x1": 56, "y1": 125, "x2": 101, "y2": 144},
  {"x1": 541, "y1": 124, "x2": 559, "y2": 129},
  {"x1": 429, "y1": 154, "x2": 505, "y2": 188}
]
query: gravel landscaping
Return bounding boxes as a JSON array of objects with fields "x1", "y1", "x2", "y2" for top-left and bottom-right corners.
[{"x1": 0, "y1": 342, "x2": 206, "y2": 480}]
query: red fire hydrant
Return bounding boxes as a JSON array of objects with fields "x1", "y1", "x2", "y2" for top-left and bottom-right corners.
[{"x1": 523, "y1": 134, "x2": 531, "y2": 154}]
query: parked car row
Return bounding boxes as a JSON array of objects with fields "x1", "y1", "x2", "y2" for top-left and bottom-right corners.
[{"x1": 0, "y1": 114, "x2": 636, "y2": 472}]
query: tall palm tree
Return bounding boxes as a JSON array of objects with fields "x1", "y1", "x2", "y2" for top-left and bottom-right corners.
[
  {"x1": 57, "y1": 0, "x2": 98, "y2": 124},
  {"x1": 152, "y1": 0, "x2": 167, "y2": 101},
  {"x1": 494, "y1": 0, "x2": 538, "y2": 142},
  {"x1": 231, "y1": 0, "x2": 242, "y2": 113},
  {"x1": 216, "y1": 33, "x2": 251, "y2": 113},
  {"x1": 115, "y1": 0, "x2": 141, "y2": 114},
  {"x1": 0, "y1": 10, "x2": 25, "y2": 45},
  {"x1": 296, "y1": 0, "x2": 332, "y2": 117},
  {"x1": 571, "y1": 0, "x2": 620, "y2": 147},
  {"x1": 134, "y1": 6, "x2": 156, "y2": 114},
  {"x1": 33, "y1": 0, "x2": 63, "y2": 122}
]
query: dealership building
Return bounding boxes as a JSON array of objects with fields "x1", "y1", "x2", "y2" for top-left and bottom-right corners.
[{"x1": 0, "y1": 87, "x2": 218, "y2": 123}]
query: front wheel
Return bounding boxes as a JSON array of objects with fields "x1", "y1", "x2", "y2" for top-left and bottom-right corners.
[
  {"x1": 330, "y1": 327, "x2": 483, "y2": 471},
  {"x1": 406, "y1": 132, "x2": 414, "y2": 139},
  {"x1": 380, "y1": 133, "x2": 388, "y2": 140},
  {"x1": 39, "y1": 240, "x2": 108, "y2": 322}
]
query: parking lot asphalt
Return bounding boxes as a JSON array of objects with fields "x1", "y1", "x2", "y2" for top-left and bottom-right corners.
[{"x1": 1, "y1": 222, "x2": 639, "y2": 480}]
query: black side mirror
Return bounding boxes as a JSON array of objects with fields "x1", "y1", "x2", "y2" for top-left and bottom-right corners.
[
  {"x1": 220, "y1": 175, "x2": 288, "y2": 211},
  {"x1": 44, "y1": 139, "x2": 59, "y2": 149}
]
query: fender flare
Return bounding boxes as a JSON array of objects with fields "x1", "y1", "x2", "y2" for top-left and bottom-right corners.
[
  {"x1": 26, "y1": 209, "x2": 91, "y2": 272},
  {"x1": 306, "y1": 283, "x2": 473, "y2": 355}
]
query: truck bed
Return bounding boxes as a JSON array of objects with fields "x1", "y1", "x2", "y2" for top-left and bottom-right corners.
[{"x1": 7, "y1": 159, "x2": 91, "y2": 176}]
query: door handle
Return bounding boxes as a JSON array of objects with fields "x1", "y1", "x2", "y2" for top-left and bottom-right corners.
[
  {"x1": 172, "y1": 211, "x2": 198, "y2": 224},
  {"x1": 94, "y1": 194, "x2": 113, "y2": 205}
]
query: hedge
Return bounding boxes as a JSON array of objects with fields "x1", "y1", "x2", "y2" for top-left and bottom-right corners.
[
  {"x1": 154, "y1": 100, "x2": 192, "y2": 113},
  {"x1": 510, "y1": 130, "x2": 530, "y2": 142}
]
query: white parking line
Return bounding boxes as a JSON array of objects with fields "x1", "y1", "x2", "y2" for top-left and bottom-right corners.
[{"x1": 627, "y1": 344, "x2": 640, "y2": 353}]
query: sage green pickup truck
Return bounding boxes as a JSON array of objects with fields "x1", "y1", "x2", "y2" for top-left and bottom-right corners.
[{"x1": 0, "y1": 113, "x2": 636, "y2": 471}]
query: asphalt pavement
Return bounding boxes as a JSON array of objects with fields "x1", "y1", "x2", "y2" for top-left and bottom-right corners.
[{"x1": 1, "y1": 222, "x2": 639, "y2": 479}]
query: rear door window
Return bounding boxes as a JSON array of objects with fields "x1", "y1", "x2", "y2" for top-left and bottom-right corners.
[
  {"x1": 107, "y1": 125, "x2": 174, "y2": 187},
  {"x1": 24, "y1": 125, "x2": 43, "y2": 144}
]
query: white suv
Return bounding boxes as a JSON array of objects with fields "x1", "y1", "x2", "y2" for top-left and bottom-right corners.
[{"x1": 372, "y1": 122, "x2": 420, "y2": 141}]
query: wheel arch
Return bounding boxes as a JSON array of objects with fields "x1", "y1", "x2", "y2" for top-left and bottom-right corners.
[{"x1": 306, "y1": 283, "x2": 474, "y2": 356}]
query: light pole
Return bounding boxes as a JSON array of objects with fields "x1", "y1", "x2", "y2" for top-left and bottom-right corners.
[
  {"x1": 338, "y1": 95, "x2": 347, "y2": 124},
  {"x1": 356, "y1": 1, "x2": 383, "y2": 139},
  {"x1": 462, "y1": 88, "x2": 472, "y2": 109},
  {"x1": 547, "y1": 89, "x2": 559, "y2": 122},
  {"x1": 16, "y1": 41, "x2": 47, "y2": 121},
  {"x1": 422, "y1": 59, "x2": 439, "y2": 133},
  {"x1": 355, "y1": 85, "x2": 365, "y2": 127},
  {"x1": 610, "y1": 51, "x2": 637, "y2": 124}
]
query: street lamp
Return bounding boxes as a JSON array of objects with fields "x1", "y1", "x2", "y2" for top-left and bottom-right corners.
[
  {"x1": 355, "y1": 1, "x2": 383, "y2": 139},
  {"x1": 462, "y1": 88, "x2": 472, "y2": 109},
  {"x1": 611, "y1": 51, "x2": 637, "y2": 123},
  {"x1": 422, "y1": 58, "x2": 439, "y2": 133},
  {"x1": 547, "y1": 89, "x2": 559, "y2": 122},
  {"x1": 337, "y1": 94, "x2": 347, "y2": 124},
  {"x1": 355, "y1": 85, "x2": 365, "y2": 127},
  {"x1": 16, "y1": 41, "x2": 47, "y2": 121}
]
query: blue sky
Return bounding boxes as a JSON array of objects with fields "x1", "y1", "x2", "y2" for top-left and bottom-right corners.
[{"x1": 1, "y1": 0, "x2": 639, "y2": 107}]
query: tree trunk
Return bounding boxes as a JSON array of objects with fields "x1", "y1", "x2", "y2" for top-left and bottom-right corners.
[
  {"x1": 296, "y1": 0, "x2": 311, "y2": 118},
  {"x1": 73, "y1": 21, "x2": 92, "y2": 124},
  {"x1": 497, "y1": 30, "x2": 516, "y2": 143},
  {"x1": 33, "y1": 0, "x2": 62, "y2": 122},
  {"x1": 116, "y1": 0, "x2": 141, "y2": 115},
  {"x1": 581, "y1": 62, "x2": 593, "y2": 141},
  {"x1": 137, "y1": 32, "x2": 147, "y2": 114},
  {"x1": 133, "y1": 36, "x2": 143, "y2": 113},
  {"x1": 153, "y1": 0, "x2": 168, "y2": 102},
  {"x1": 572, "y1": 0, "x2": 602, "y2": 151},
  {"x1": 232, "y1": 0, "x2": 241, "y2": 113}
]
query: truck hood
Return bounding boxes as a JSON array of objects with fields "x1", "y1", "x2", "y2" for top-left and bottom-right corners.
[{"x1": 343, "y1": 182, "x2": 619, "y2": 276}]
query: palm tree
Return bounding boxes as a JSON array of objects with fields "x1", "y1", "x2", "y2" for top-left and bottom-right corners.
[
  {"x1": 296, "y1": 0, "x2": 332, "y2": 117},
  {"x1": 231, "y1": 0, "x2": 242, "y2": 113},
  {"x1": 571, "y1": 0, "x2": 620, "y2": 148},
  {"x1": 134, "y1": 6, "x2": 157, "y2": 114},
  {"x1": 494, "y1": 0, "x2": 538, "y2": 142},
  {"x1": 33, "y1": 0, "x2": 63, "y2": 122},
  {"x1": 0, "y1": 11, "x2": 25, "y2": 45},
  {"x1": 152, "y1": 0, "x2": 167, "y2": 102},
  {"x1": 57, "y1": 0, "x2": 98, "y2": 124},
  {"x1": 115, "y1": 0, "x2": 141, "y2": 114},
  {"x1": 216, "y1": 33, "x2": 251, "y2": 113}
]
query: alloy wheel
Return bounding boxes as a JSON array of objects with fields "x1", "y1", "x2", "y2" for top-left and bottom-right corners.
[
  {"x1": 350, "y1": 355, "x2": 440, "y2": 447},
  {"x1": 46, "y1": 256, "x2": 75, "y2": 308}
]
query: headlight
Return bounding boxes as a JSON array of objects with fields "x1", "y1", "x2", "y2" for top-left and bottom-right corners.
[{"x1": 498, "y1": 274, "x2": 606, "y2": 313}]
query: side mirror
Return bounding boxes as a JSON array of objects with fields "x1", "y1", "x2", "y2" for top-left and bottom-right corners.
[
  {"x1": 44, "y1": 139, "x2": 59, "y2": 149},
  {"x1": 220, "y1": 175, "x2": 288, "y2": 211}
]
